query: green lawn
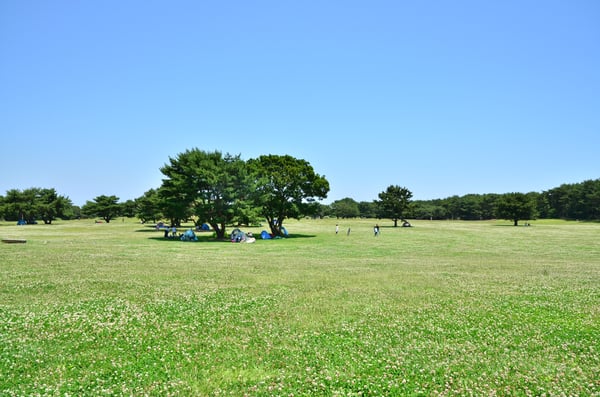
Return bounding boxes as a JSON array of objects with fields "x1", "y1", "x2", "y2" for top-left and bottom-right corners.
[{"x1": 1, "y1": 219, "x2": 598, "y2": 396}]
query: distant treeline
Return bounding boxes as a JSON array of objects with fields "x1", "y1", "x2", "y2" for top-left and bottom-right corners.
[
  {"x1": 1, "y1": 178, "x2": 599, "y2": 223},
  {"x1": 325, "y1": 178, "x2": 600, "y2": 221}
]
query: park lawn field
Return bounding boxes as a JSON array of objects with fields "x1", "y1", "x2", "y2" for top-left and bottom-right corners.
[{"x1": 0, "y1": 218, "x2": 598, "y2": 396}]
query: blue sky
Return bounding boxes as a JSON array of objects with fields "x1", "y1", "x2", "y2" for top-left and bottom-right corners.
[{"x1": 1, "y1": 1, "x2": 598, "y2": 206}]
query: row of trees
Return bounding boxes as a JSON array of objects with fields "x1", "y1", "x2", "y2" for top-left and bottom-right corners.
[
  {"x1": 325, "y1": 191, "x2": 535, "y2": 226},
  {"x1": 0, "y1": 188, "x2": 75, "y2": 224},
  {"x1": 325, "y1": 179, "x2": 600, "y2": 224},
  {"x1": 0, "y1": 189, "x2": 140, "y2": 225},
  {"x1": 411, "y1": 179, "x2": 600, "y2": 222},
  {"x1": 86, "y1": 176, "x2": 600, "y2": 228},
  {"x1": 1, "y1": 149, "x2": 598, "y2": 231},
  {"x1": 0, "y1": 150, "x2": 330, "y2": 240},
  {"x1": 0, "y1": 185, "x2": 552, "y2": 231}
]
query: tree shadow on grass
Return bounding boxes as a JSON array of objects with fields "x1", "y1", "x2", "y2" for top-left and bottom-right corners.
[
  {"x1": 147, "y1": 232, "x2": 316, "y2": 243},
  {"x1": 134, "y1": 226, "x2": 164, "y2": 233},
  {"x1": 148, "y1": 234, "x2": 224, "y2": 243},
  {"x1": 375, "y1": 225, "x2": 414, "y2": 230},
  {"x1": 281, "y1": 233, "x2": 316, "y2": 239}
]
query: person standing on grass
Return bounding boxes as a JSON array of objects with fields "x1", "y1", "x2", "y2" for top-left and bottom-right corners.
[
  {"x1": 374, "y1": 224, "x2": 380, "y2": 236},
  {"x1": 336, "y1": 224, "x2": 339, "y2": 235}
]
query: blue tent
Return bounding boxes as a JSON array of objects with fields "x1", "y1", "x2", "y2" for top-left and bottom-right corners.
[
  {"x1": 181, "y1": 229, "x2": 198, "y2": 241},
  {"x1": 260, "y1": 230, "x2": 271, "y2": 239},
  {"x1": 201, "y1": 223, "x2": 210, "y2": 231}
]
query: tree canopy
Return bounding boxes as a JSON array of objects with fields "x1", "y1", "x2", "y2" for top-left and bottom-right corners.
[
  {"x1": 377, "y1": 185, "x2": 413, "y2": 227},
  {"x1": 82, "y1": 195, "x2": 121, "y2": 223},
  {"x1": 248, "y1": 154, "x2": 329, "y2": 236},
  {"x1": 159, "y1": 149, "x2": 252, "y2": 239},
  {"x1": 135, "y1": 189, "x2": 162, "y2": 224},
  {"x1": 3, "y1": 155, "x2": 598, "y2": 227},
  {"x1": 495, "y1": 192, "x2": 536, "y2": 226},
  {"x1": 0, "y1": 188, "x2": 72, "y2": 224}
]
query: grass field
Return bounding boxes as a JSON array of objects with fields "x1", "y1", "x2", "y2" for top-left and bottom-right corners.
[{"x1": 1, "y1": 218, "x2": 598, "y2": 396}]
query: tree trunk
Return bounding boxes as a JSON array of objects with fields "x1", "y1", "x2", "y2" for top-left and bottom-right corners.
[
  {"x1": 269, "y1": 221, "x2": 281, "y2": 236},
  {"x1": 268, "y1": 216, "x2": 286, "y2": 236},
  {"x1": 514, "y1": 219, "x2": 519, "y2": 226},
  {"x1": 212, "y1": 223, "x2": 226, "y2": 239},
  {"x1": 393, "y1": 218, "x2": 398, "y2": 227}
]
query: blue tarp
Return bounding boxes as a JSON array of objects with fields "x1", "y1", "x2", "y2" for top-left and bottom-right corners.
[{"x1": 180, "y1": 229, "x2": 198, "y2": 241}]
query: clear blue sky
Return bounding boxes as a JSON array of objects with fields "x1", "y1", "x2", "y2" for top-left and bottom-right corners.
[{"x1": 1, "y1": 1, "x2": 598, "y2": 206}]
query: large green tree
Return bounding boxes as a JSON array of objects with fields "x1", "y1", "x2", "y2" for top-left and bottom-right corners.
[
  {"x1": 495, "y1": 192, "x2": 536, "y2": 226},
  {"x1": 248, "y1": 154, "x2": 329, "y2": 236},
  {"x1": 159, "y1": 149, "x2": 251, "y2": 239},
  {"x1": 0, "y1": 188, "x2": 72, "y2": 223},
  {"x1": 2, "y1": 188, "x2": 36, "y2": 223},
  {"x1": 135, "y1": 189, "x2": 163, "y2": 224},
  {"x1": 157, "y1": 184, "x2": 191, "y2": 228},
  {"x1": 36, "y1": 188, "x2": 73, "y2": 224},
  {"x1": 377, "y1": 185, "x2": 413, "y2": 227},
  {"x1": 82, "y1": 195, "x2": 121, "y2": 223}
]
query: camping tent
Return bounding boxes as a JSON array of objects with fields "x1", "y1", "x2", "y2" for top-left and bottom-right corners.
[
  {"x1": 231, "y1": 228, "x2": 256, "y2": 243},
  {"x1": 230, "y1": 228, "x2": 247, "y2": 242},
  {"x1": 180, "y1": 229, "x2": 198, "y2": 241}
]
